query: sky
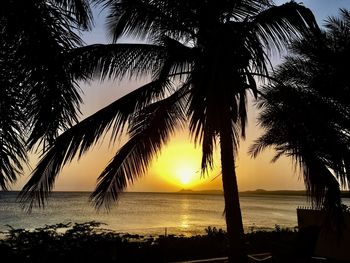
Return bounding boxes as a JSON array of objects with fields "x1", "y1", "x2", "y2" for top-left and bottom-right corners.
[{"x1": 14, "y1": 0, "x2": 350, "y2": 193}]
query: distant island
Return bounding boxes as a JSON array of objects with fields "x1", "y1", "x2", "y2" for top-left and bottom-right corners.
[{"x1": 177, "y1": 189, "x2": 350, "y2": 197}]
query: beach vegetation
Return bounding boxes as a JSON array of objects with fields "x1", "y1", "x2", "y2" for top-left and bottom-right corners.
[{"x1": 0, "y1": 222, "x2": 314, "y2": 263}]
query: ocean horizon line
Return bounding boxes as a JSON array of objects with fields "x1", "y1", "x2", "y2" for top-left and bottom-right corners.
[
  {"x1": 0, "y1": 189, "x2": 319, "y2": 194},
  {"x1": 3, "y1": 189, "x2": 350, "y2": 196}
]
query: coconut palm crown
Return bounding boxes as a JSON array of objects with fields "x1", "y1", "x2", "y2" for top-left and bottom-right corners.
[
  {"x1": 19, "y1": 0, "x2": 318, "y2": 262},
  {"x1": 250, "y1": 9, "x2": 350, "y2": 214}
]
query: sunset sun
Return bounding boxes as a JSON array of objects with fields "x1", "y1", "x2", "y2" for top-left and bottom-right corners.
[
  {"x1": 175, "y1": 164, "x2": 198, "y2": 186},
  {"x1": 150, "y1": 140, "x2": 217, "y2": 188}
]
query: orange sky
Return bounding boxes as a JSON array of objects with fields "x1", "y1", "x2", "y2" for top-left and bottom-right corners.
[
  {"x1": 13, "y1": 1, "x2": 350, "y2": 193},
  {"x1": 16, "y1": 78, "x2": 303, "y2": 192}
]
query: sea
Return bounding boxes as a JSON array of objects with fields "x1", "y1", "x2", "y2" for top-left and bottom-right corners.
[{"x1": 0, "y1": 192, "x2": 349, "y2": 236}]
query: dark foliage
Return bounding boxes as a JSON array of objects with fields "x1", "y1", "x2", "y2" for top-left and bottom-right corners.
[
  {"x1": 0, "y1": 223, "x2": 333, "y2": 263},
  {"x1": 0, "y1": 0, "x2": 92, "y2": 190},
  {"x1": 250, "y1": 9, "x2": 350, "y2": 213}
]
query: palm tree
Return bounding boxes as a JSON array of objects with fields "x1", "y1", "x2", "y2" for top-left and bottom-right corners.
[
  {"x1": 250, "y1": 9, "x2": 350, "y2": 215},
  {"x1": 0, "y1": 0, "x2": 92, "y2": 189},
  {"x1": 20, "y1": 1, "x2": 318, "y2": 261}
]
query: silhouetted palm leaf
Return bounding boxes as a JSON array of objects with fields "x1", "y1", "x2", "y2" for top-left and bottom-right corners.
[
  {"x1": 252, "y1": 2, "x2": 319, "y2": 54},
  {"x1": 19, "y1": 77, "x2": 176, "y2": 208},
  {"x1": 0, "y1": 68, "x2": 28, "y2": 190},
  {"x1": 91, "y1": 86, "x2": 188, "y2": 208},
  {"x1": 70, "y1": 36, "x2": 195, "y2": 81},
  {"x1": 51, "y1": 0, "x2": 93, "y2": 30}
]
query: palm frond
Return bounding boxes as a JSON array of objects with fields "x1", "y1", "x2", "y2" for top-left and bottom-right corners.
[
  {"x1": 0, "y1": 67, "x2": 28, "y2": 190},
  {"x1": 91, "y1": 86, "x2": 188, "y2": 209},
  {"x1": 49, "y1": 0, "x2": 93, "y2": 30},
  {"x1": 93, "y1": 0, "x2": 196, "y2": 42},
  {"x1": 70, "y1": 38, "x2": 195, "y2": 82},
  {"x1": 1, "y1": 0, "x2": 91, "y2": 150},
  {"x1": 302, "y1": 156, "x2": 342, "y2": 211},
  {"x1": 153, "y1": 36, "x2": 196, "y2": 81},
  {"x1": 223, "y1": 0, "x2": 273, "y2": 21},
  {"x1": 251, "y1": 1, "x2": 319, "y2": 56},
  {"x1": 25, "y1": 67, "x2": 83, "y2": 150},
  {"x1": 0, "y1": 117, "x2": 28, "y2": 190},
  {"x1": 19, "y1": 78, "x2": 173, "y2": 209},
  {"x1": 70, "y1": 43, "x2": 167, "y2": 81},
  {"x1": 25, "y1": 41, "x2": 172, "y2": 149}
]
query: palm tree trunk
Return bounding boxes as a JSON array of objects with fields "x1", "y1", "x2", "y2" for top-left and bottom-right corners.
[{"x1": 219, "y1": 125, "x2": 247, "y2": 263}]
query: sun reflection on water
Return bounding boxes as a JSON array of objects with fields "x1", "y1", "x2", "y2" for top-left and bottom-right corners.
[
  {"x1": 180, "y1": 198, "x2": 190, "y2": 229},
  {"x1": 181, "y1": 214, "x2": 189, "y2": 229}
]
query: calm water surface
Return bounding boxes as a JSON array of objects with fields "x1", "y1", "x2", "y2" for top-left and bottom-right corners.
[{"x1": 0, "y1": 192, "x2": 349, "y2": 236}]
